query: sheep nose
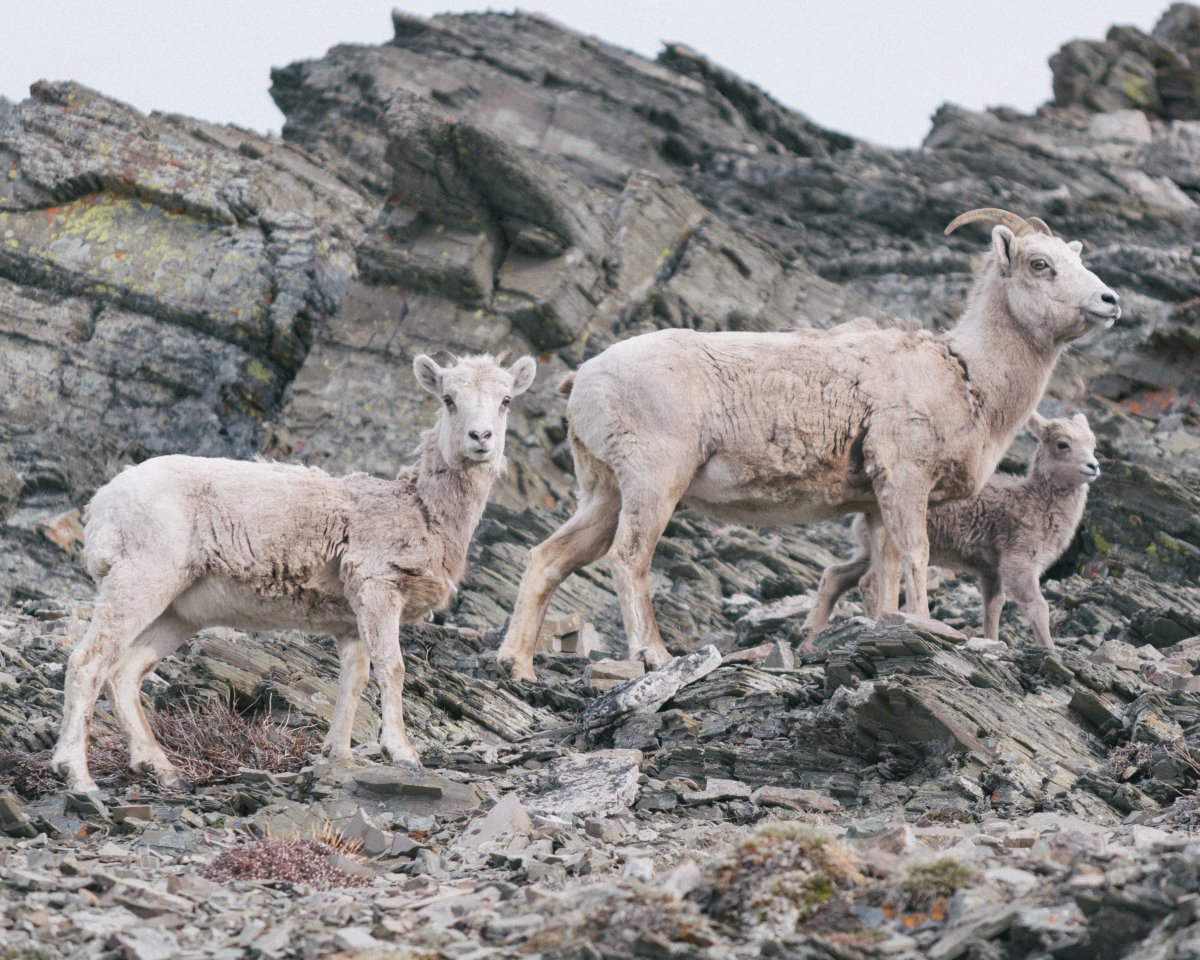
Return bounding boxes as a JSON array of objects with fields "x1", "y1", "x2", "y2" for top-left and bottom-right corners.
[
  {"x1": 1100, "y1": 291, "x2": 1119, "y2": 306},
  {"x1": 468, "y1": 430, "x2": 493, "y2": 443},
  {"x1": 1088, "y1": 461, "x2": 1100, "y2": 473}
]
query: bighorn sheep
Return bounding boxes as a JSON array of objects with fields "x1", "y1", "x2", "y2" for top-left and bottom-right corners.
[
  {"x1": 803, "y1": 413, "x2": 1099, "y2": 648},
  {"x1": 496, "y1": 209, "x2": 1119, "y2": 681},
  {"x1": 51, "y1": 352, "x2": 536, "y2": 793}
]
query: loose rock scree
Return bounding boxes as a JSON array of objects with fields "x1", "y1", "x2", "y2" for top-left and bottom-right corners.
[
  {"x1": 804, "y1": 413, "x2": 1101, "y2": 648},
  {"x1": 51, "y1": 351, "x2": 536, "y2": 793},
  {"x1": 497, "y1": 208, "x2": 1119, "y2": 681}
]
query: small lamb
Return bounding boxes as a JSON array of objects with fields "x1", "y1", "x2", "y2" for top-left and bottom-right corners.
[
  {"x1": 803, "y1": 413, "x2": 1099, "y2": 648},
  {"x1": 51, "y1": 351, "x2": 536, "y2": 793}
]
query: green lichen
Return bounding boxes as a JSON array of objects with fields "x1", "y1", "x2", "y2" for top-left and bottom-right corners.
[
  {"x1": 1093, "y1": 529, "x2": 1113, "y2": 554},
  {"x1": 1122, "y1": 75, "x2": 1150, "y2": 108}
]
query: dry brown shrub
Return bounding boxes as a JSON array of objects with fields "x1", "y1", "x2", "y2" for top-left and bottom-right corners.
[
  {"x1": 200, "y1": 837, "x2": 371, "y2": 889},
  {"x1": 0, "y1": 702, "x2": 320, "y2": 797}
]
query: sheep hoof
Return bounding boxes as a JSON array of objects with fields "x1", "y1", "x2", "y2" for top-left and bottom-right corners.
[
  {"x1": 497, "y1": 654, "x2": 536, "y2": 683},
  {"x1": 158, "y1": 775, "x2": 194, "y2": 793},
  {"x1": 639, "y1": 645, "x2": 673, "y2": 670}
]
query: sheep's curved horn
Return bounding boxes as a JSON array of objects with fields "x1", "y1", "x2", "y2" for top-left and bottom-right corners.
[
  {"x1": 494, "y1": 349, "x2": 514, "y2": 366},
  {"x1": 944, "y1": 208, "x2": 1032, "y2": 237},
  {"x1": 431, "y1": 350, "x2": 459, "y2": 367},
  {"x1": 1025, "y1": 216, "x2": 1053, "y2": 236}
]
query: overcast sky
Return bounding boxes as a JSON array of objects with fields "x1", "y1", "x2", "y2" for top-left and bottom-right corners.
[{"x1": 0, "y1": 1, "x2": 1172, "y2": 149}]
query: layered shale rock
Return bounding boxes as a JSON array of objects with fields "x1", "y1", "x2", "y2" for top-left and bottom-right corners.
[{"x1": 1, "y1": 6, "x2": 1199, "y2": 958}]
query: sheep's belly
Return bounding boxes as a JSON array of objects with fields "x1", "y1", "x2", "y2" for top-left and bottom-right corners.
[
  {"x1": 171, "y1": 577, "x2": 356, "y2": 634},
  {"x1": 683, "y1": 459, "x2": 869, "y2": 525}
]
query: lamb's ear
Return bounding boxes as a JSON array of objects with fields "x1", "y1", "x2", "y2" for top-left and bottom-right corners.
[
  {"x1": 413, "y1": 354, "x2": 443, "y2": 396},
  {"x1": 1027, "y1": 411, "x2": 1050, "y2": 438},
  {"x1": 508, "y1": 356, "x2": 537, "y2": 396},
  {"x1": 991, "y1": 225, "x2": 1016, "y2": 276},
  {"x1": 1072, "y1": 412, "x2": 1089, "y2": 427},
  {"x1": 1067, "y1": 240, "x2": 1083, "y2": 254}
]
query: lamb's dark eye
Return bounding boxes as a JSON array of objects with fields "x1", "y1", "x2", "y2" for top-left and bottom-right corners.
[
  {"x1": 442, "y1": 394, "x2": 456, "y2": 410},
  {"x1": 500, "y1": 396, "x2": 511, "y2": 410},
  {"x1": 1056, "y1": 440, "x2": 1070, "y2": 450},
  {"x1": 1031, "y1": 258, "x2": 1049, "y2": 271}
]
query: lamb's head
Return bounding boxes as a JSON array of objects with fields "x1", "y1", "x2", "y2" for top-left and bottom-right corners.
[
  {"x1": 413, "y1": 351, "x2": 537, "y2": 467},
  {"x1": 946, "y1": 208, "x2": 1120, "y2": 349},
  {"x1": 1027, "y1": 412, "x2": 1099, "y2": 488}
]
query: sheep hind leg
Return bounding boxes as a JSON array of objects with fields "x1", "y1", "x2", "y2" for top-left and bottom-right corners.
[
  {"x1": 354, "y1": 581, "x2": 421, "y2": 770},
  {"x1": 105, "y1": 612, "x2": 195, "y2": 790},
  {"x1": 801, "y1": 553, "x2": 872, "y2": 646},
  {"x1": 497, "y1": 451, "x2": 620, "y2": 682},
  {"x1": 608, "y1": 482, "x2": 688, "y2": 670},
  {"x1": 52, "y1": 569, "x2": 179, "y2": 793},
  {"x1": 323, "y1": 634, "x2": 370, "y2": 762}
]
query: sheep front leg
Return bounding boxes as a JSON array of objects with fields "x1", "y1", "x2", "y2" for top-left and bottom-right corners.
[
  {"x1": 979, "y1": 573, "x2": 1005, "y2": 642},
  {"x1": 353, "y1": 581, "x2": 421, "y2": 769},
  {"x1": 323, "y1": 634, "x2": 371, "y2": 762},
  {"x1": 874, "y1": 478, "x2": 931, "y2": 618},
  {"x1": 1000, "y1": 563, "x2": 1054, "y2": 649},
  {"x1": 867, "y1": 521, "x2": 901, "y2": 617}
]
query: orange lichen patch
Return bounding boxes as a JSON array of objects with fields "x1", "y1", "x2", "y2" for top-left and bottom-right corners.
[
  {"x1": 113, "y1": 250, "x2": 125, "y2": 260},
  {"x1": 1124, "y1": 387, "x2": 1179, "y2": 421}
]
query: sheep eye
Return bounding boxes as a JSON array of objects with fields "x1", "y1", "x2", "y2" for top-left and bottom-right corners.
[
  {"x1": 1056, "y1": 440, "x2": 1069, "y2": 450},
  {"x1": 1031, "y1": 258, "x2": 1049, "y2": 271},
  {"x1": 500, "y1": 396, "x2": 512, "y2": 410},
  {"x1": 442, "y1": 394, "x2": 456, "y2": 410}
]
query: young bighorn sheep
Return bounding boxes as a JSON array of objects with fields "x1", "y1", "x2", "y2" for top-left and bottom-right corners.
[
  {"x1": 496, "y1": 208, "x2": 1119, "y2": 681},
  {"x1": 803, "y1": 413, "x2": 1099, "y2": 648},
  {"x1": 51, "y1": 352, "x2": 536, "y2": 793}
]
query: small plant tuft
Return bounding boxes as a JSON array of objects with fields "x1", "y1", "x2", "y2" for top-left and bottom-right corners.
[{"x1": 898, "y1": 857, "x2": 979, "y2": 908}]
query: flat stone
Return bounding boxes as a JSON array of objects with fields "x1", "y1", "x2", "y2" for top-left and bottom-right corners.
[
  {"x1": 333, "y1": 928, "x2": 387, "y2": 951},
  {"x1": 579, "y1": 646, "x2": 722, "y2": 740},
  {"x1": 111, "y1": 804, "x2": 153, "y2": 823},
  {"x1": 459, "y1": 793, "x2": 533, "y2": 850},
  {"x1": 965, "y1": 637, "x2": 1008, "y2": 656},
  {"x1": 682, "y1": 778, "x2": 752, "y2": 803},
  {"x1": 876, "y1": 611, "x2": 967, "y2": 642},
  {"x1": 750, "y1": 784, "x2": 842, "y2": 813},
  {"x1": 763, "y1": 640, "x2": 796, "y2": 669},
  {"x1": 526, "y1": 749, "x2": 643, "y2": 817},
  {"x1": 106, "y1": 878, "x2": 194, "y2": 917},
  {"x1": 583, "y1": 658, "x2": 645, "y2": 691},
  {"x1": 0, "y1": 791, "x2": 38, "y2": 838},
  {"x1": 735, "y1": 594, "x2": 813, "y2": 641},
  {"x1": 116, "y1": 926, "x2": 180, "y2": 960},
  {"x1": 65, "y1": 792, "x2": 111, "y2": 820},
  {"x1": 1089, "y1": 640, "x2": 1142, "y2": 671},
  {"x1": 351, "y1": 769, "x2": 480, "y2": 811}
]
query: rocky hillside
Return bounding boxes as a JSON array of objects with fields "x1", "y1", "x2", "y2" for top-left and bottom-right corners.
[{"x1": 1, "y1": 6, "x2": 1199, "y2": 959}]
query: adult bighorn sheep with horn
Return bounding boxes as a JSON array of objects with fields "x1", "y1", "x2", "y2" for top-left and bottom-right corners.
[
  {"x1": 52, "y1": 350, "x2": 536, "y2": 793},
  {"x1": 496, "y1": 208, "x2": 1120, "y2": 681}
]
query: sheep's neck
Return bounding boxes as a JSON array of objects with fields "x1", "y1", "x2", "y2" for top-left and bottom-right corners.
[
  {"x1": 944, "y1": 272, "x2": 1062, "y2": 461},
  {"x1": 407, "y1": 430, "x2": 500, "y2": 586}
]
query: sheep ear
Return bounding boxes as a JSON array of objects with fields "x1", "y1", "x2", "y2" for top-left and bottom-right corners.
[
  {"x1": 1027, "y1": 412, "x2": 1050, "y2": 438},
  {"x1": 1067, "y1": 240, "x2": 1083, "y2": 254},
  {"x1": 508, "y1": 356, "x2": 537, "y2": 396},
  {"x1": 413, "y1": 354, "x2": 443, "y2": 396},
  {"x1": 1072, "y1": 412, "x2": 1089, "y2": 426},
  {"x1": 992, "y1": 225, "x2": 1016, "y2": 276}
]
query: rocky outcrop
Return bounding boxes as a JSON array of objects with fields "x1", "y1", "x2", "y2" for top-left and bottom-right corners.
[{"x1": 0, "y1": 6, "x2": 1199, "y2": 958}]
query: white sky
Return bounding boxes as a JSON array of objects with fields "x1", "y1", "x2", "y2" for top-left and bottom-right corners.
[{"x1": 0, "y1": 1, "x2": 1172, "y2": 149}]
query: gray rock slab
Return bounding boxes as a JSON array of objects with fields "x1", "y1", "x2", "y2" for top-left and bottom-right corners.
[{"x1": 526, "y1": 749, "x2": 643, "y2": 817}]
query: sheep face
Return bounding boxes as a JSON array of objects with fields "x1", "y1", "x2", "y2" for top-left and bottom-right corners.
[
  {"x1": 991, "y1": 227, "x2": 1121, "y2": 348},
  {"x1": 413, "y1": 352, "x2": 537, "y2": 466},
  {"x1": 1028, "y1": 412, "x2": 1099, "y2": 488}
]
